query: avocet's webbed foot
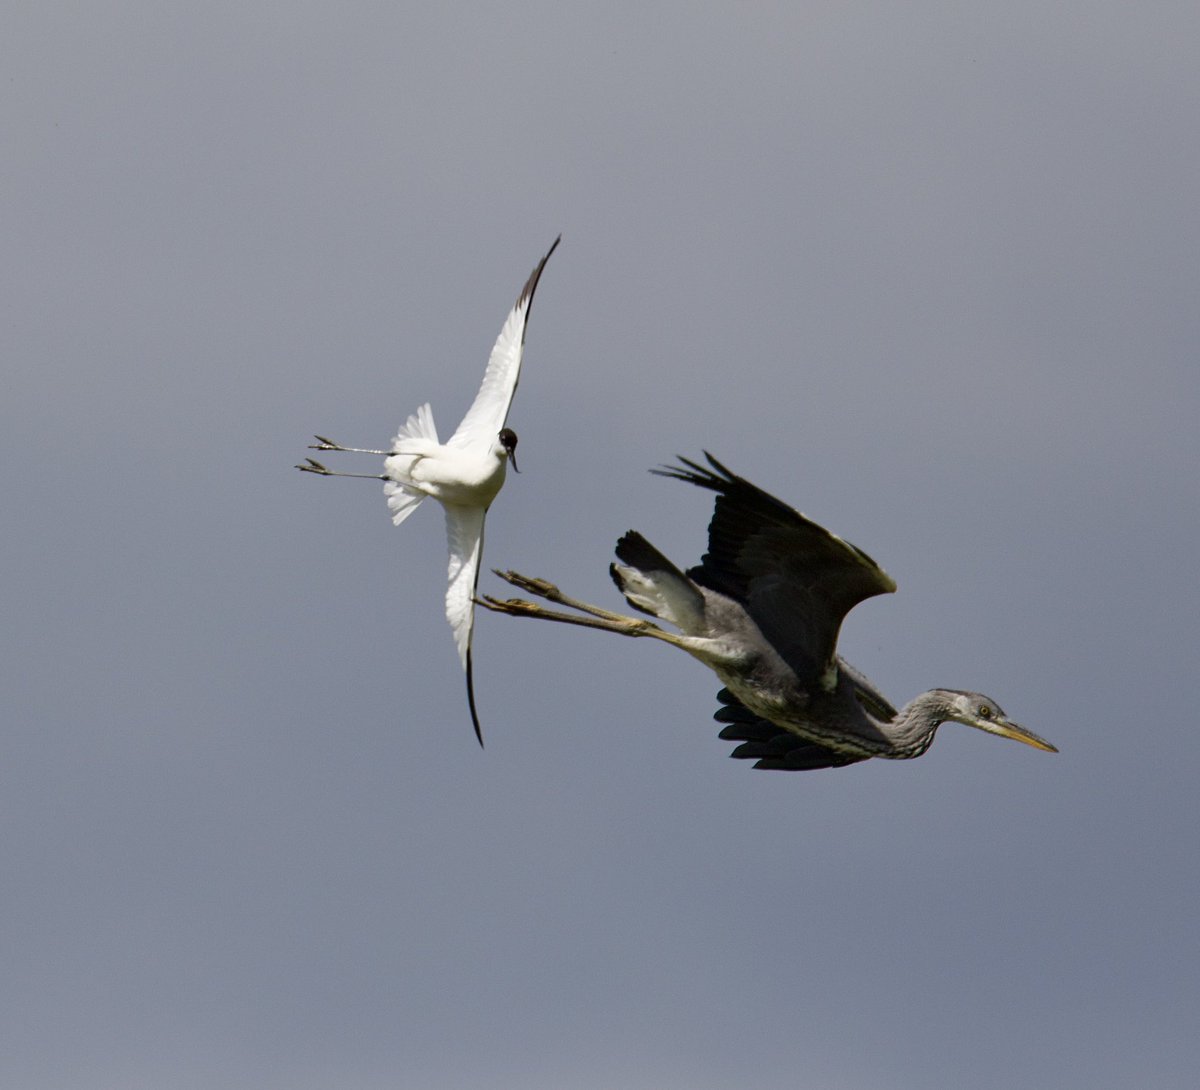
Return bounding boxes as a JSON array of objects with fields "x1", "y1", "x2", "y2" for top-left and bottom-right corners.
[{"x1": 295, "y1": 457, "x2": 386, "y2": 480}]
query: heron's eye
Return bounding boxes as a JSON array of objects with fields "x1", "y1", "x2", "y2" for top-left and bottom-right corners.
[{"x1": 977, "y1": 704, "x2": 992, "y2": 719}]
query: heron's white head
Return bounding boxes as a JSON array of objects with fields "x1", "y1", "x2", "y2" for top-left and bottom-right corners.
[
  {"x1": 936, "y1": 690, "x2": 1057, "y2": 752},
  {"x1": 498, "y1": 428, "x2": 519, "y2": 473}
]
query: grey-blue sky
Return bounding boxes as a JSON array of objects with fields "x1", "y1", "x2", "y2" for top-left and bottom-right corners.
[{"x1": 4, "y1": 3, "x2": 1198, "y2": 1088}]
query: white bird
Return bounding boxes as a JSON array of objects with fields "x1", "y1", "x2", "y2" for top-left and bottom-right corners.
[{"x1": 298, "y1": 235, "x2": 561, "y2": 744}]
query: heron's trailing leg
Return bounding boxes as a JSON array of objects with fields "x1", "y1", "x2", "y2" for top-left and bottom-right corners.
[
  {"x1": 308, "y1": 435, "x2": 393, "y2": 456},
  {"x1": 477, "y1": 570, "x2": 686, "y2": 647},
  {"x1": 295, "y1": 458, "x2": 386, "y2": 480},
  {"x1": 492, "y1": 571, "x2": 645, "y2": 623}
]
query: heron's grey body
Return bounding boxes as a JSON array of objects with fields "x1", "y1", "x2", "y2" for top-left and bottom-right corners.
[{"x1": 480, "y1": 453, "x2": 1056, "y2": 770}]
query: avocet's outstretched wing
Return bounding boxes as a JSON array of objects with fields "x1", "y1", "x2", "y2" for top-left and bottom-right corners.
[
  {"x1": 447, "y1": 235, "x2": 561, "y2": 452},
  {"x1": 443, "y1": 504, "x2": 488, "y2": 745}
]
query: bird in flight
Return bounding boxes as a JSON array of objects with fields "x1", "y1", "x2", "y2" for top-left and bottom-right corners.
[
  {"x1": 298, "y1": 235, "x2": 561, "y2": 745},
  {"x1": 478, "y1": 452, "x2": 1057, "y2": 770}
]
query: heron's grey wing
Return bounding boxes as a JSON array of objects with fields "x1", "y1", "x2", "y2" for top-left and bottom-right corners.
[
  {"x1": 713, "y1": 689, "x2": 868, "y2": 771},
  {"x1": 654, "y1": 453, "x2": 896, "y2": 687},
  {"x1": 447, "y1": 236, "x2": 560, "y2": 452},
  {"x1": 837, "y1": 656, "x2": 899, "y2": 722}
]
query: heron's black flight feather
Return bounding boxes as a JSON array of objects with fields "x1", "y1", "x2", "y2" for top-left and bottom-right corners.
[
  {"x1": 714, "y1": 690, "x2": 867, "y2": 770},
  {"x1": 653, "y1": 453, "x2": 896, "y2": 688}
]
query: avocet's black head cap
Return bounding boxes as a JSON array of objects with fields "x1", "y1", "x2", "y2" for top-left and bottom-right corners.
[{"x1": 499, "y1": 428, "x2": 519, "y2": 473}]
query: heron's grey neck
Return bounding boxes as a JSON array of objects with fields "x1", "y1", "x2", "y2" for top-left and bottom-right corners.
[{"x1": 886, "y1": 690, "x2": 960, "y2": 747}]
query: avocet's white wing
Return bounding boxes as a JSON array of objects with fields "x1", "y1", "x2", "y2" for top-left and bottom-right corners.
[
  {"x1": 443, "y1": 503, "x2": 488, "y2": 745},
  {"x1": 447, "y1": 235, "x2": 561, "y2": 452}
]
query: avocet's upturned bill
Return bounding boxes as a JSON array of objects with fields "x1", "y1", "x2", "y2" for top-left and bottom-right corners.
[{"x1": 298, "y1": 236, "x2": 561, "y2": 745}]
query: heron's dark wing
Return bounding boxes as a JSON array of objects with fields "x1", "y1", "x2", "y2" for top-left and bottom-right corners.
[
  {"x1": 713, "y1": 689, "x2": 867, "y2": 771},
  {"x1": 654, "y1": 453, "x2": 896, "y2": 687},
  {"x1": 837, "y1": 656, "x2": 899, "y2": 722}
]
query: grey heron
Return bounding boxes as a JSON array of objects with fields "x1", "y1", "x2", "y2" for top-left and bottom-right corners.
[
  {"x1": 297, "y1": 235, "x2": 561, "y2": 745},
  {"x1": 477, "y1": 453, "x2": 1056, "y2": 770}
]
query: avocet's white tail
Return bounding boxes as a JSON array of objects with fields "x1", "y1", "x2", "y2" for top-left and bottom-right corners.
[
  {"x1": 383, "y1": 403, "x2": 440, "y2": 525},
  {"x1": 384, "y1": 480, "x2": 425, "y2": 525},
  {"x1": 390, "y1": 402, "x2": 439, "y2": 452}
]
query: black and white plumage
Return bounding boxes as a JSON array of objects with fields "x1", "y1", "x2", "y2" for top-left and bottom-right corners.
[
  {"x1": 297, "y1": 236, "x2": 560, "y2": 745},
  {"x1": 478, "y1": 453, "x2": 1057, "y2": 770}
]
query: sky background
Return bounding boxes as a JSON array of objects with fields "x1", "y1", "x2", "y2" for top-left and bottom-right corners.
[{"x1": 4, "y1": 4, "x2": 1198, "y2": 1088}]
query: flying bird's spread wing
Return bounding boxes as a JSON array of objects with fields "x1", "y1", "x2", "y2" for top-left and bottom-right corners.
[
  {"x1": 654, "y1": 453, "x2": 896, "y2": 690},
  {"x1": 713, "y1": 688, "x2": 868, "y2": 770},
  {"x1": 447, "y1": 235, "x2": 561, "y2": 453},
  {"x1": 443, "y1": 505, "x2": 487, "y2": 745},
  {"x1": 837, "y1": 656, "x2": 899, "y2": 722},
  {"x1": 711, "y1": 665, "x2": 894, "y2": 772}
]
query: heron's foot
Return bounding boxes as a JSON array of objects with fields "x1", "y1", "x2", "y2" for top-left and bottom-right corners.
[
  {"x1": 476, "y1": 593, "x2": 646, "y2": 634},
  {"x1": 476, "y1": 594, "x2": 546, "y2": 617},
  {"x1": 491, "y1": 570, "x2": 639, "y2": 625},
  {"x1": 492, "y1": 571, "x2": 565, "y2": 601},
  {"x1": 476, "y1": 574, "x2": 674, "y2": 644}
]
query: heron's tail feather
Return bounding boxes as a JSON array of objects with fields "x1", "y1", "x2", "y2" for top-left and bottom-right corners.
[{"x1": 610, "y1": 531, "x2": 705, "y2": 633}]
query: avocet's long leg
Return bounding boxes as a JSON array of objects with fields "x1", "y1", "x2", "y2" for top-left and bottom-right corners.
[
  {"x1": 476, "y1": 570, "x2": 686, "y2": 648},
  {"x1": 309, "y1": 436, "x2": 393, "y2": 455},
  {"x1": 295, "y1": 458, "x2": 386, "y2": 480}
]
